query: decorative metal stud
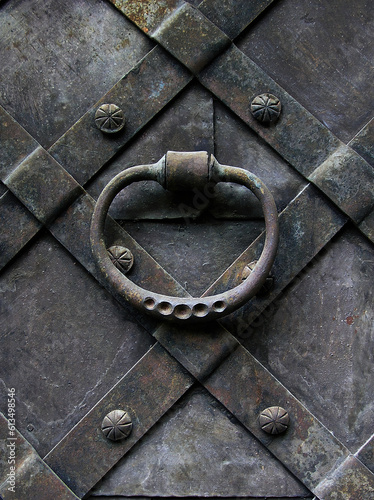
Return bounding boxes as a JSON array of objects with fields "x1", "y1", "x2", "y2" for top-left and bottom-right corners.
[
  {"x1": 242, "y1": 260, "x2": 274, "y2": 296},
  {"x1": 251, "y1": 93, "x2": 281, "y2": 124},
  {"x1": 259, "y1": 406, "x2": 290, "y2": 435},
  {"x1": 101, "y1": 409, "x2": 132, "y2": 441},
  {"x1": 107, "y1": 245, "x2": 134, "y2": 274},
  {"x1": 95, "y1": 103, "x2": 125, "y2": 133}
]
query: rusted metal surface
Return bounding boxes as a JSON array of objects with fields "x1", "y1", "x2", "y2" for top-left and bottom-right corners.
[
  {"x1": 101, "y1": 410, "x2": 133, "y2": 441},
  {"x1": 309, "y1": 145, "x2": 374, "y2": 223},
  {"x1": 44, "y1": 343, "x2": 194, "y2": 498},
  {"x1": 90, "y1": 153, "x2": 279, "y2": 323},
  {"x1": 199, "y1": 0, "x2": 276, "y2": 39},
  {"x1": 4, "y1": 146, "x2": 83, "y2": 225},
  {"x1": 151, "y1": 3, "x2": 231, "y2": 73},
  {"x1": 108, "y1": 0, "x2": 183, "y2": 34},
  {"x1": 0, "y1": 412, "x2": 79, "y2": 500},
  {"x1": 314, "y1": 455, "x2": 374, "y2": 500}
]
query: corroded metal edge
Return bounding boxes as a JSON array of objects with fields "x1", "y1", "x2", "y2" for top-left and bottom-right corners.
[{"x1": 0, "y1": 412, "x2": 79, "y2": 500}]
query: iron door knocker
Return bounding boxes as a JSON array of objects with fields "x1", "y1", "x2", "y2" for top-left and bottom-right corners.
[{"x1": 90, "y1": 151, "x2": 279, "y2": 323}]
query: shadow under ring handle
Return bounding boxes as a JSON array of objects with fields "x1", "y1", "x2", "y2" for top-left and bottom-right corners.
[{"x1": 90, "y1": 152, "x2": 279, "y2": 323}]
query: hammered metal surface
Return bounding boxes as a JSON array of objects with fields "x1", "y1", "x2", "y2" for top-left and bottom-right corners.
[
  {"x1": 0, "y1": 0, "x2": 153, "y2": 148},
  {"x1": 0, "y1": 413, "x2": 79, "y2": 500},
  {"x1": 0, "y1": 0, "x2": 373, "y2": 497},
  {"x1": 240, "y1": 225, "x2": 374, "y2": 453},
  {"x1": 238, "y1": 0, "x2": 374, "y2": 143},
  {"x1": 89, "y1": 387, "x2": 310, "y2": 497},
  {"x1": 0, "y1": 232, "x2": 154, "y2": 458}
]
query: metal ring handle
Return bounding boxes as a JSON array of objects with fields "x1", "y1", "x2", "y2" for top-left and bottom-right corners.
[{"x1": 90, "y1": 152, "x2": 279, "y2": 323}]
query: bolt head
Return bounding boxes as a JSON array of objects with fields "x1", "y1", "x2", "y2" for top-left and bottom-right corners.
[
  {"x1": 259, "y1": 406, "x2": 289, "y2": 435},
  {"x1": 251, "y1": 93, "x2": 281, "y2": 124},
  {"x1": 101, "y1": 409, "x2": 132, "y2": 441},
  {"x1": 95, "y1": 103, "x2": 125, "y2": 133},
  {"x1": 107, "y1": 245, "x2": 134, "y2": 274}
]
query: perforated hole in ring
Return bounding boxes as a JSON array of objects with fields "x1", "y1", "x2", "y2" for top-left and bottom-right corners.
[
  {"x1": 192, "y1": 303, "x2": 209, "y2": 318},
  {"x1": 212, "y1": 300, "x2": 226, "y2": 313},
  {"x1": 144, "y1": 298, "x2": 156, "y2": 310},
  {"x1": 157, "y1": 301, "x2": 173, "y2": 316},
  {"x1": 174, "y1": 304, "x2": 192, "y2": 320}
]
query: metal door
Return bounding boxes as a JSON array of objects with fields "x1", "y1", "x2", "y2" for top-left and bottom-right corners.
[{"x1": 0, "y1": 0, "x2": 373, "y2": 499}]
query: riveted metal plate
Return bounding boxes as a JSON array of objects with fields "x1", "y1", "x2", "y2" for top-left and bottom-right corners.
[
  {"x1": 44, "y1": 343, "x2": 194, "y2": 498},
  {"x1": 50, "y1": 46, "x2": 192, "y2": 186}
]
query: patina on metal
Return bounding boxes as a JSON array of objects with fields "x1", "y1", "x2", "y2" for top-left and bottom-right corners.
[
  {"x1": 250, "y1": 93, "x2": 281, "y2": 124},
  {"x1": 241, "y1": 260, "x2": 274, "y2": 296},
  {"x1": 107, "y1": 245, "x2": 134, "y2": 274},
  {"x1": 259, "y1": 406, "x2": 290, "y2": 435},
  {"x1": 95, "y1": 103, "x2": 125, "y2": 134},
  {"x1": 90, "y1": 151, "x2": 279, "y2": 323},
  {"x1": 101, "y1": 409, "x2": 133, "y2": 441}
]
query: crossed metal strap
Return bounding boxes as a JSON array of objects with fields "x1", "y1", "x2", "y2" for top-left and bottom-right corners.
[{"x1": 0, "y1": 0, "x2": 374, "y2": 498}]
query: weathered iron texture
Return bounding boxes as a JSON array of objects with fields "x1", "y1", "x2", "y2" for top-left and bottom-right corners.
[
  {"x1": 0, "y1": 0, "x2": 153, "y2": 149},
  {"x1": 4, "y1": 146, "x2": 83, "y2": 225},
  {"x1": 205, "y1": 184, "x2": 347, "y2": 334},
  {"x1": 90, "y1": 387, "x2": 310, "y2": 498},
  {"x1": 350, "y1": 118, "x2": 374, "y2": 169},
  {"x1": 0, "y1": 412, "x2": 79, "y2": 499},
  {"x1": 151, "y1": 3, "x2": 231, "y2": 73},
  {"x1": 309, "y1": 145, "x2": 374, "y2": 223},
  {"x1": 44, "y1": 343, "x2": 194, "y2": 497},
  {"x1": 199, "y1": 0, "x2": 276, "y2": 39},
  {"x1": 237, "y1": 0, "x2": 374, "y2": 144},
  {"x1": 90, "y1": 153, "x2": 279, "y2": 323},
  {"x1": 0, "y1": 0, "x2": 373, "y2": 498},
  {"x1": 357, "y1": 435, "x2": 374, "y2": 473},
  {"x1": 49, "y1": 46, "x2": 191, "y2": 186},
  {"x1": 0, "y1": 190, "x2": 41, "y2": 270}
]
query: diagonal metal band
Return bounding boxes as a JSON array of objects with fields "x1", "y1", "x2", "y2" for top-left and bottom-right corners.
[
  {"x1": 43, "y1": 182, "x2": 374, "y2": 499},
  {"x1": 110, "y1": 0, "x2": 374, "y2": 240},
  {"x1": 0, "y1": 412, "x2": 79, "y2": 500}
]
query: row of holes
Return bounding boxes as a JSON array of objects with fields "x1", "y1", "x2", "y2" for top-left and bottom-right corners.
[{"x1": 143, "y1": 298, "x2": 226, "y2": 319}]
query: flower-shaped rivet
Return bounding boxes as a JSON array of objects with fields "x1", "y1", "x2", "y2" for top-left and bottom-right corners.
[
  {"x1": 259, "y1": 406, "x2": 290, "y2": 435},
  {"x1": 241, "y1": 260, "x2": 274, "y2": 296},
  {"x1": 95, "y1": 103, "x2": 125, "y2": 133},
  {"x1": 107, "y1": 245, "x2": 134, "y2": 274},
  {"x1": 251, "y1": 93, "x2": 281, "y2": 124},
  {"x1": 101, "y1": 409, "x2": 132, "y2": 441}
]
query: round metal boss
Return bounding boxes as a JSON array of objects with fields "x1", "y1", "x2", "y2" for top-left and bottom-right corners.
[
  {"x1": 259, "y1": 406, "x2": 289, "y2": 435},
  {"x1": 101, "y1": 409, "x2": 132, "y2": 441},
  {"x1": 251, "y1": 93, "x2": 281, "y2": 124},
  {"x1": 90, "y1": 152, "x2": 279, "y2": 323},
  {"x1": 95, "y1": 103, "x2": 125, "y2": 133},
  {"x1": 107, "y1": 245, "x2": 134, "y2": 274}
]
